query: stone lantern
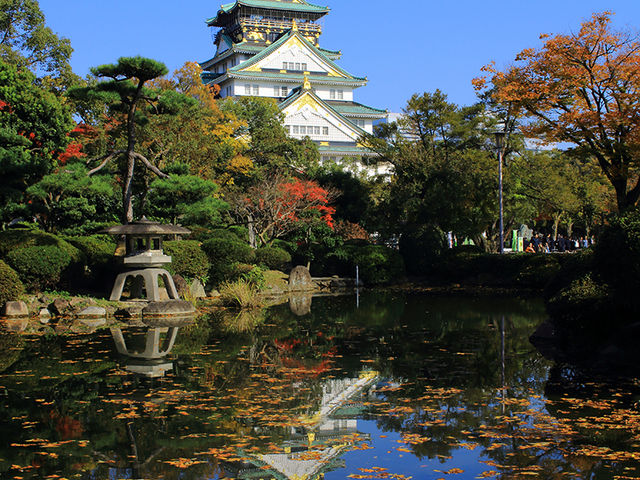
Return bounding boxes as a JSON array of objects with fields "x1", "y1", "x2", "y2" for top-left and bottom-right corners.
[{"x1": 103, "y1": 217, "x2": 190, "y2": 302}]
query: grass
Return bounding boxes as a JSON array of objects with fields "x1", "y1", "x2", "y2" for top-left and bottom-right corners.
[{"x1": 219, "y1": 279, "x2": 264, "y2": 309}]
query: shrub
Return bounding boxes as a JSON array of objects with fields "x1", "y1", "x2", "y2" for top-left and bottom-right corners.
[
  {"x1": 164, "y1": 240, "x2": 210, "y2": 281},
  {"x1": 0, "y1": 260, "x2": 24, "y2": 304},
  {"x1": 399, "y1": 226, "x2": 447, "y2": 275},
  {"x1": 6, "y1": 246, "x2": 72, "y2": 291},
  {"x1": 0, "y1": 229, "x2": 83, "y2": 264},
  {"x1": 201, "y1": 237, "x2": 255, "y2": 286},
  {"x1": 219, "y1": 279, "x2": 263, "y2": 309},
  {"x1": 65, "y1": 235, "x2": 117, "y2": 287},
  {"x1": 546, "y1": 274, "x2": 611, "y2": 327},
  {"x1": 255, "y1": 246, "x2": 292, "y2": 271},
  {"x1": 516, "y1": 255, "x2": 562, "y2": 288},
  {"x1": 345, "y1": 245, "x2": 405, "y2": 285}
]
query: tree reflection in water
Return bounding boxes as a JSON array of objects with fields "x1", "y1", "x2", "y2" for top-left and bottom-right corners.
[{"x1": 0, "y1": 292, "x2": 639, "y2": 479}]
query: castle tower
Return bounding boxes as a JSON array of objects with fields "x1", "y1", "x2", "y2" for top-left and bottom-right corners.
[{"x1": 201, "y1": 1, "x2": 389, "y2": 176}]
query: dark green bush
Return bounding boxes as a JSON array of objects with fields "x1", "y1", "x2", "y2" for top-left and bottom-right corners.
[
  {"x1": 399, "y1": 226, "x2": 447, "y2": 275},
  {"x1": 546, "y1": 274, "x2": 611, "y2": 327},
  {"x1": 6, "y1": 246, "x2": 72, "y2": 291},
  {"x1": 0, "y1": 229, "x2": 83, "y2": 265},
  {"x1": 201, "y1": 237, "x2": 255, "y2": 286},
  {"x1": 0, "y1": 260, "x2": 24, "y2": 304},
  {"x1": 255, "y1": 246, "x2": 292, "y2": 271},
  {"x1": 516, "y1": 255, "x2": 562, "y2": 288},
  {"x1": 164, "y1": 240, "x2": 210, "y2": 281},
  {"x1": 344, "y1": 245, "x2": 405, "y2": 285}
]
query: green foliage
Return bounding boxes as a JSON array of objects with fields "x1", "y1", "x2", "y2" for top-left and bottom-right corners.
[
  {"x1": 218, "y1": 279, "x2": 263, "y2": 309},
  {"x1": 0, "y1": 259, "x2": 24, "y2": 304},
  {"x1": 163, "y1": 240, "x2": 210, "y2": 281},
  {"x1": 255, "y1": 246, "x2": 292, "y2": 271},
  {"x1": 147, "y1": 174, "x2": 227, "y2": 227},
  {"x1": 546, "y1": 274, "x2": 611, "y2": 327},
  {"x1": 201, "y1": 237, "x2": 255, "y2": 286},
  {"x1": 516, "y1": 255, "x2": 561, "y2": 288},
  {"x1": 65, "y1": 234, "x2": 116, "y2": 288},
  {"x1": 0, "y1": 0, "x2": 73, "y2": 79},
  {"x1": 324, "y1": 244, "x2": 405, "y2": 285},
  {"x1": 399, "y1": 226, "x2": 447, "y2": 275},
  {"x1": 0, "y1": 59, "x2": 73, "y2": 226},
  {"x1": 221, "y1": 96, "x2": 320, "y2": 179},
  {"x1": 6, "y1": 245, "x2": 72, "y2": 291},
  {"x1": 240, "y1": 265, "x2": 266, "y2": 290},
  {"x1": 26, "y1": 162, "x2": 119, "y2": 233},
  {"x1": 0, "y1": 229, "x2": 82, "y2": 263}
]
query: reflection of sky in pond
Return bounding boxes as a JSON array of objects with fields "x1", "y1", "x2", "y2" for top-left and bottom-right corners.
[{"x1": 1, "y1": 292, "x2": 640, "y2": 479}]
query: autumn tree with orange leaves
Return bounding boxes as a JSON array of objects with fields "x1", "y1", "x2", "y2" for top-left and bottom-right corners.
[{"x1": 475, "y1": 12, "x2": 640, "y2": 212}]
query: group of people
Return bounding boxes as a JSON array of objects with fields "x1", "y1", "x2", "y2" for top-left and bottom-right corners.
[{"x1": 524, "y1": 233, "x2": 595, "y2": 253}]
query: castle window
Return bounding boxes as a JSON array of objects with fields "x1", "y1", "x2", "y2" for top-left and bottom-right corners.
[
  {"x1": 302, "y1": 63, "x2": 307, "y2": 71},
  {"x1": 245, "y1": 84, "x2": 251, "y2": 95},
  {"x1": 293, "y1": 125, "x2": 299, "y2": 134},
  {"x1": 252, "y1": 84, "x2": 259, "y2": 95},
  {"x1": 281, "y1": 86, "x2": 288, "y2": 96},
  {"x1": 337, "y1": 90, "x2": 344, "y2": 100},
  {"x1": 330, "y1": 89, "x2": 336, "y2": 99},
  {"x1": 323, "y1": 127, "x2": 329, "y2": 135},
  {"x1": 314, "y1": 126, "x2": 320, "y2": 135},
  {"x1": 300, "y1": 126, "x2": 306, "y2": 134},
  {"x1": 295, "y1": 62, "x2": 301, "y2": 70}
]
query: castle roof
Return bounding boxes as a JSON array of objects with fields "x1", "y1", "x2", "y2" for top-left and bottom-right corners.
[{"x1": 207, "y1": 0, "x2": 329, "y2": 26}]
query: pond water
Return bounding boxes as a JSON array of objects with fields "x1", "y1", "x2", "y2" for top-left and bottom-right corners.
[{"x1": 1, "y1": 292, "x2": 640, "y2": 480}]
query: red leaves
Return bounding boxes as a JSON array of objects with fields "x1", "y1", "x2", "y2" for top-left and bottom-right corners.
[
  {"x1": 58, "y1": 142, "x2": 85, "y2": 164},
  {"x1": 278, "y1": 178, "x2": 336, "y2": 229}
]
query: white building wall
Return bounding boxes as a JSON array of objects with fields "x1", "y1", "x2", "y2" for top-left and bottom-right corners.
[{"x1": 314, "y1": 86, "x2": 354, "y2": 102}]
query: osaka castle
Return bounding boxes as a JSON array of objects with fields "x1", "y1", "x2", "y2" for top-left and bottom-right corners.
[{"x1": 200, "y1": 0, "x2": 389, "y2": 175}]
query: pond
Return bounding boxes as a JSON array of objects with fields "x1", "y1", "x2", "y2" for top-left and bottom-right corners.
[{"x1": 1, "y1": 292, "x2": 640, "y2": 480}]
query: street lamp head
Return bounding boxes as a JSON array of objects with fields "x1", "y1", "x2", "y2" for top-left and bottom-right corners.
[{"x1": 493, "y1": 127, "x2": 507, "y2": 151}]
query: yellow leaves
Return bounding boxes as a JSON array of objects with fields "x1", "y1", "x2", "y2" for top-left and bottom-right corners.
[
  {"x1": 163, "y1": 458, "x2": 208, "y2": 469},
  {"x1": 476, "y1": 471, "x2": 499, "y2": 479},
  {"x1": 434, "y1": 468, "x2": 464, "y2": 475}
]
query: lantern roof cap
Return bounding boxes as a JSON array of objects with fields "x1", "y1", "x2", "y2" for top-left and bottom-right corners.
[{"x1": 102, "y1": 217, "x2": 191, "y2": 236}]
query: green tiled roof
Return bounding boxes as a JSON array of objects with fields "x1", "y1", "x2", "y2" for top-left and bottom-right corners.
[
  {"x1": 329, "y1": 101, "x2": 386, "y2": 117},
  {"x1": 226, "y1": 70, "x2": 366, "y2": 86},
  {"x1": 207, "y1": 1, "x2": 329, "y2": 25},
  {"x1": 228, "y1": 28, "x2": 364, "y2": 82}
]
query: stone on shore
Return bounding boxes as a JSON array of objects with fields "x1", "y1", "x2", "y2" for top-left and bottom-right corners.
[
  {"x1": 3, "y1": 301, "x2": 29, "y2": 317},
  {"x1": 49, "y1": 298, "x2": 71, "y2": 316},
  {"x1": 289, "y1": 266, "x2": 316, "y2": 292},
  {"x1": 76, "y1": 306, "x2": 107, "y2": 318},
  {"x1": 142, "y1": 300, "x2": 195, "y2": 317},
  {"x1": 189, "y1": 279, "x2": 206, "y2": 299}
]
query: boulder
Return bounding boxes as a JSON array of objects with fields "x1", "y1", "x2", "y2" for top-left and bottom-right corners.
[
  {"x1": 49, "y1": 298, "x2": 71, "y2": 316},
  {"x1": 289, "y1": 266, "x2": 316, "y2": 292},
  {"x1": 173, "y1": 275, "x2": 188, "y2": 297},
  {"x1": 207, "y1": 289, "x2": 221, "y2": 298},
  {"x1": 115, "y1": 305, "x2": 144, "y2": 319},
  {"x1": 3, "y1": 301, "x2": 29, "y2": 317},
  {"x1": 76, "y1": 306, "x2": 107, "y2": 318},
  {"x1": 143, "y1": 300, "x2": 195, "y2": 317},
  {"x1": 189, "y1": 279, "x2": 206, "y2": 299}
]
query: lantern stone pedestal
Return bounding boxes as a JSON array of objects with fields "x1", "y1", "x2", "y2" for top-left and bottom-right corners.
[
  {"x1": 110, "y1": 268, "x2": 179, "y2": 302},
  {"x1": 103, "y1": 218, "x2": 191, "y2": 303}
]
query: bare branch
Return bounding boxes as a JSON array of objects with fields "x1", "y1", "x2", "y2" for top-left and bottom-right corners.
[
  {"x1": 87, "y1": 150, "x2": 125, "y2": 176},
  {"x1": 132, "y1": 152, "x2": 169, "y2": 178}
]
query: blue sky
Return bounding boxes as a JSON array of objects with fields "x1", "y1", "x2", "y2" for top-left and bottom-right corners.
[{"x1": 40, "y1": 0, "x2": 640, "y2": 113}]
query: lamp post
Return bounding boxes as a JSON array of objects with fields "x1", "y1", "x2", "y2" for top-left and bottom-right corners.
[{"x1": 494, "y1": 130, "x2": 506, "y2": 254}]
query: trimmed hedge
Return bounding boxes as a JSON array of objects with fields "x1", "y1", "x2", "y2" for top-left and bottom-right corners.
[
  {"x1": 0, "y1": 229, "x2": 83, "y2": 264},
  {"x1": 6, "y1": 245, "x2": 72, "y2": 292},
  {"x1": 255, "y1": 247, "x2": 291, "y2": 271},
  {"x1": 0, "y1": 260, "x2": 24, "y2": 304},
  {"x1": 346, "y1": 245, "x2": 405, "y2": 285},
  {"x1": 164, "y1": 240, "x2": 210, "y2": 281},
  {"x1": 201, "y1": 237, "x2": 255, "y2": 286},
  {"x1": 65, "y1": 235, "x2": 117, "y2": 289}
]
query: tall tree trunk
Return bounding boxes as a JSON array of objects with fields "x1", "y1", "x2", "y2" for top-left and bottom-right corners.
[
  {"x1": 123, "y1": 152, "x2": 135, "y2": 224},
  {"x1": 552, "y1": 212, "x2": 562, "y2": 241},
  {"x1": 248, "y1": 214, "x2": 257, "y2": 249}
]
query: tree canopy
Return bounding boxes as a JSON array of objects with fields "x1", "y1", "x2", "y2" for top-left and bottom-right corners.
[{"x1": 475, "y1": 12, "x2": 640, "y2": 211}]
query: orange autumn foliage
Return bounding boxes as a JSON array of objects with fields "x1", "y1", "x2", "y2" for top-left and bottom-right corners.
[{"x1": 475, "y1": 12, "x2": 640, "y2": 211}]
